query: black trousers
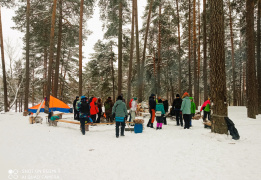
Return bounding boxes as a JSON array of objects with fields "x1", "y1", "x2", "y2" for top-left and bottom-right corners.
[
  {"x1": 183, "y1": 114, "x2": 191, "y2": 129},
  {"x1": 90, "y1": 114, "x2": 97, "y2": 123},
  {"x1": 116, "y1": 121, "x2": 125, "y2": 137},
  {"x1": 80, "y1": 118, "x2": 86, "y2": 134},
  {"x1": 203, "y1": 111, "x2": 210, "y2": 121},
  {"x1": 97, "y1": 112, "x2": 101, "y2": 123},
  {"x1": 74, "y1": 110, "x2": 79, "y2": 120},
  {"x1": 176, "y1": 110, "x2": 183, "y2": 126}
]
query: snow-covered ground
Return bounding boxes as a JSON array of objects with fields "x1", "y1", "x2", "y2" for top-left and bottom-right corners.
[{"x1": 1, "y1": 106, "x2": 261, "y2": 180}]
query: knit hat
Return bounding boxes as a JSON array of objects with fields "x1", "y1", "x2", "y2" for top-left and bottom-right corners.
[
  {"x1": 81, "y1": 96, "x2": 86, "y2": 99},
  {"x1": 117, "y1": 95, "x2": 123, "y2": 100},
  {"x1": 133, "y1": 97, "x2": 137, "y2": 100},
  {"x1": 151, "y1": 94, "x2": 155, "y2": 97},
  {"x1": 176, "y1": 94, "x2": 180, "y2": 97},
  {"x1": 183, "y1": 92, "x2": 189, "y2": 97}
]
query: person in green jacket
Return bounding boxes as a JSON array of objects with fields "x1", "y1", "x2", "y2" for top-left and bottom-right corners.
[
  {"x1": 189, "y1": 97, "x2": 196, "y2": 127},
  {"x1": 181, "y1": 92, "x2": 191, "y2": 129},
  {"x1": 155, "y1": 99, "x2": 165, "y2": 130},
  {"x1": 112, "y1": 95, "x2": 128, "y2": 138}
]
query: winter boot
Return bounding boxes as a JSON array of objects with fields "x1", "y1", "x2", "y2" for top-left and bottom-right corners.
[
  {"x1": 147, "y1": 120, "x2": 151, "y2": 127},
  {"x1": 150, "y1": 123, "x2": 154, "y2": 128}
]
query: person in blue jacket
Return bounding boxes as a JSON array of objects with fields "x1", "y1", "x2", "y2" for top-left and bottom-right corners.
[{"x1": 155, "y1": 99, "x2": 165, "y2": 130}]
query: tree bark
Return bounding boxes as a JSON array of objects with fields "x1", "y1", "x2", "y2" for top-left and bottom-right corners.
[
  {"x1": 46, "y1": 0, "x2": 57, "y2": 111},
  {"x1": 127, "y1": 0, "x2": 135, "y2": 107},
  {"x1": 79, "y1": 0, "x2": 83, "y2": 96},
  {"x1": 193, "y1": 0, "x2": 198, "y2": 107},
  {"x1": 0, "y1": 7, "x2": 8, "y2": 112},
  {"x1": 246, "y1": 0, "x2": 257, "y2": 118},
  {"x1": 188, "y1": 0, "x2": 192, "y2": 96},
  {"x1": 24, "y1": 0, "x2": 30, "y2": 112},
  {"x1": 43, "y1": 48, "x2": 48, "y2": 99},
  {"x1": 157, "y1": 4, "x2": 162, "y2": 96},
  {"x1": 118, "y1": 0, "x2": 123, "y2": 95},
  {"x1": 257, "y1": 0, "x2": 261, "y2": 113},
  {"x1": 197, "y1": 0, "x2": 201, "y2": 109},
  {"x1": 209, "y1": 0, "x2": 228, "y2": 134},
  {"x1": 203, "y1": 0, "x2": 207, "y2": 101},
  {"x1": 111, "y1": 44, "x2": 115, "y2": 102},
  {"x1": 176, "y1": 0, "x2": 182, "y2": 94},
  {"x1": 140, "y1": 0, "x2": 153, "y2": 102},
  {"x1": 228, "y1": 0, "x2": 236, "y2": 106},
  {"x1": 54, "y1": 0, "x2": 63, "y2": 98}
]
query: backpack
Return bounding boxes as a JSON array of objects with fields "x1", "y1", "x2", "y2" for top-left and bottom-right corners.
[
  {"x1": 225, "y1": 117, "x2": 240, "y2": 140},
  {"x1": 129, "y1": 99, "x2": 133, "y2": 109},
  {"x1": 104, "y1": 101, "x2": 111, "y2": 110}
]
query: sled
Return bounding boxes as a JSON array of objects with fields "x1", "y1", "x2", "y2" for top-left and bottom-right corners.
[{"x1": 203, "y1": 120, "x2": 212, "y2": 127}]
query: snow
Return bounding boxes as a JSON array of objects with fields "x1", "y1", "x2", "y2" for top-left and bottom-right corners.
[{"x1": 1, "y1": 107, "x2": 261, "y2": 180}]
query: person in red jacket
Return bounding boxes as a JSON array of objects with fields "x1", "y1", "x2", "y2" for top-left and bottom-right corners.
[{"x1": 90, "y1": 97, "x2": 99, "y2": 123}]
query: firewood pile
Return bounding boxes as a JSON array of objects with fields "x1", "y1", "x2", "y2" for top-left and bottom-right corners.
[{"x1": 133, "y1": 119, "x2": 144, "y2": 124}]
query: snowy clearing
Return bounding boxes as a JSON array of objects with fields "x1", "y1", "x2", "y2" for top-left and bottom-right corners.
[{"x1": 1, "y1": 106, "x2": 261, "y2": 180}]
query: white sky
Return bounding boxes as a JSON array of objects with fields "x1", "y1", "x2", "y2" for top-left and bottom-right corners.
[{"x1": 1, "y1": 1, "x2": 147, "y2": 69}]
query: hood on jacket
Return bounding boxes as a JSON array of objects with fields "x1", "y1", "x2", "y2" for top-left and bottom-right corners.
[
  {"x1": 91, "y1": 97, "x2": 97, "y2": 104},
  {"x1": 189, "y1": 97, "x2": 193, "y2": 101},
  {"x1": 115, "y1": 100, "x2": 123, "y2": 105}
]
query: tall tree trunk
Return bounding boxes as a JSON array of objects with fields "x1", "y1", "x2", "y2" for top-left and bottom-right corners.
[
  {"x1": 118, "y1": 0, "x2": 123, "y2": 95},
  {"x1": 24, "y1": 0, "x2": 30, "y2": 112},
  {"x1": 209, "y1": 0, "x2": 228, "y2": 134},
  {"x1": 134, "y1": 0, "x2": 141, "y2": 101},
  {"x1": 43, "y1": 48, "x2": 48, "y2": 98},
  {"x1": 140, "y1": 0, "x2": 153, "y2": 102},
  {"x1": 0, "y1": 7, "x2": 8, "y2": 112},
  {"x1": 157, "y1": 4, "x2": 162, "y2": 96},
  {"x1": 246, "y1": 0, "x2": 257, "y2": 118},
  {"x1": 228, "y1": 0, "x2": 236, "y2": 106},
  {"x1": 203, "y1": 0, "x2": 207, "y2": 101},
  {"x1": 176, "y1": 0, "x2": 181, "y2": 94},
  {"x1": 127, "y1": 0, "x2": 135, "y2": 107},
  {"x1": 54, "y1": 0, "x2": 63, "y2": 98},
  {"x1": 46, "y1": 0, "x2": 57, "y2": 111},
  {"x1": 79, "y1": 0, "x2": 83, "y2": 96},
  {"x1": 193, "y1": 0, "x2": 198, "y2": 107},
  {"x1": 257, "y1": 0, "x2": 261, "y2": 113},
  {"x1": 111, "y1": 45, "x2": 115, "y2": 102},
  {"x1": 197, "y1": 0, "x2": 201, "y2": 109},
  {"x1": 32, "y1": 61, "x2": 34, "y2": 106},
  {"x1": 188, "y1": 0, "x2": 192, "y2": 96}
]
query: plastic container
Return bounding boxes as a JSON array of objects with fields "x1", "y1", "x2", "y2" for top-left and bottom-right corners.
[{"x1": 134, "y1": 124, "x2": 143, "y2": 133}]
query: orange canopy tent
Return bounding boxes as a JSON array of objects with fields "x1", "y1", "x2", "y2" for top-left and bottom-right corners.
[{"x1": 29, "y1": 95, "x2": 71, "y2": 113}]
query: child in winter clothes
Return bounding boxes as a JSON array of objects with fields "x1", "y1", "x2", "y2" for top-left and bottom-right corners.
[
  {"x1": 155, "y1": 99, "x2": 165, "y2": 130},
  {"x1": 130, "y1": 97, "x2": 138, "y2": 125},
  {"x1": 190, "y1": 97, "x2": 196, "y2": 127}
]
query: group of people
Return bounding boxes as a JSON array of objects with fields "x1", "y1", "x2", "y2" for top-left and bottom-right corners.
[{"x1": 72, "y1": 92, "x2": 211, "y2": 136}]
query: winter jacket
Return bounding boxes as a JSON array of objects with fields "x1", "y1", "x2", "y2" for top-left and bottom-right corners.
[
  {"x1": 149, "y1": 96, "x2": 156, "y2": 110},
  {"x1": 73, "y1": 96, "x2": 79, "y2": 110},
  {"x1": 172, "y1": 98, "x2": 182, "y2": 110},
  {"x1": 163, "y1": 100, "x2": 169, "y2": 113},
  {"x1": 156, "y1": 103, "x2": 165, "y2": 115},
  {"x1": 200, "y1": 100, "x2": 211, "y2": 112},
  {"x1": 104, "y1": 99, "x2": 113, "y2": 114},
  {"x1": 204, "y1": 104, "x2": 210, "y2": 112},
  {"x1": 181, "y1": 96, "x2": 191, "y2": 115},
  {"x1": 78, "y1": 98, "x2": 92, "y2": 120},
  {"x1": 97, "y1": 101, "x2": 102, "y2": 114},
  {"x1": 131, "y1": 100, "x2": 137, "y2": 111},
  {"x1": 112, "y1": 100, "x2": 128, "y2": 118},
  {"x1": 90, "y1": 97, "x2": 99, "y2": 115},
  {"x1": 190, "y1": 97, "x2": 196, "y2": 114}
]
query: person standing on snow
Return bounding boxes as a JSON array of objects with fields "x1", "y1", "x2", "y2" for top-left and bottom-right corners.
[
  {"x1": 104, "y1": 97, "x2": 114, "y2": 123},
  {"x1": 200, "y1": 98, "x2": 211, "y2": 128},
  {"x1": 162, "y1": 97, "x2": 169, "y2": 125},
  {"x1": 90, "y1": 97, "x2": 99, "y2": 123},
  {"x1": 112, "y1": 96, "x2": 128, "y2": 138},
  {"x1": 147, "y1": 94, "x2": 156, "y2": 128},
  {"x1": 96, "y1": 98, "x2": 102, "y2": 123},
  {"x1": 172, "y1": 94, "x2": 183, "y2": 126},
  {"x1": 73, "y1": 96, "x2": 79, "y2": 120},
  {"x1": 181, "y1": 92, "x2": 191, "y2": 129},
  {"x1": 155, "y1": 99, "x2": 165, "y2": 130},
  {"x1": 78, "y1": 96, "x2": 93, "y2": 135},
  {"x1": 130, "y1": 97, "x2": 138, "y2": 125},
  {"x1": 190, "y1": 97, "x2": 196, "y2": 127}
]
